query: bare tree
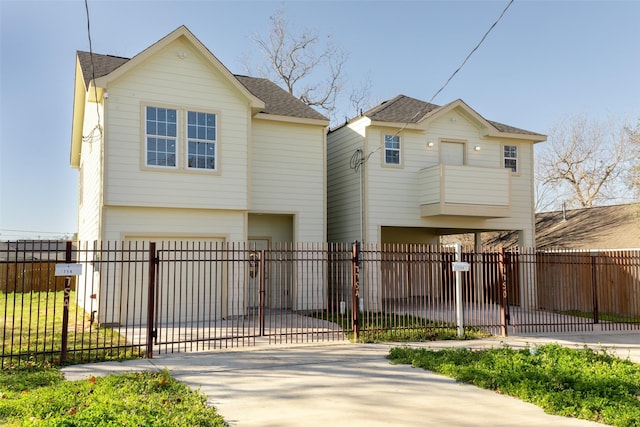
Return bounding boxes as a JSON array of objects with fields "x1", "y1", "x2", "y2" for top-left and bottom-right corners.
[
  {"x1": 536, "y1": 115, "x2": 631, "y2": 210},
  {"x1": 626, "y1": 120, "x2": 640, "y2": 198},
  {"x1": 248, "y1": 7, "x2": 348, "y2": 118}
]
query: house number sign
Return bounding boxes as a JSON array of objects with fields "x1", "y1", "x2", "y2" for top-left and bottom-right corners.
[
  {"x1": 451, "y1": 261, "x2": 470, "y2": 272},
  {"x1": 55, "y1": 263, "x2": 83, "y2": 276}
]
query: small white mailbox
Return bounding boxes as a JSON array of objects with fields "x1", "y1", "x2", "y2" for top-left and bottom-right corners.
[{"x1": 451, "y1": 261, "x2": 470, "y2": 272}]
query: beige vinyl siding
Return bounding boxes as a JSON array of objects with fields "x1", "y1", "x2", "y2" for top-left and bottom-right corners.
[
  {"x1": 365, "y1": 111, "x2": 535, "y2": 246},
  {"x1": 77, "y1": 98, "x2": 103, "y2": 242},
  {"x1": 102, "y1": 206, "x2": 245, "y2": 242},
  {"x1": 103, "y1": 38, "x2": 249, "y2": 210},
  {"x1": 250, "y1": 120, "x2": 325, "y2": 242},
  {"x1": 326, "y1": 121, "x2": 367, "y2": 242}
]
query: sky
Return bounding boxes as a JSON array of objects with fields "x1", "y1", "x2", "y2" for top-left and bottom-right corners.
[{"x1": 1, "y1": 0, "x2": 639, "y2": 240}]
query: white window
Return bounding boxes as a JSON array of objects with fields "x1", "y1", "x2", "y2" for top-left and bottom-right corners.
[
  {"x1": 145, "y1": 106, "x2": 177, "y2": 168},
  {"x1": 187, "y1": 111, "x2": 217, "y2": 170},
  {"x1": 504, "y1": 145, "x2": 518, "y2": 172},
  {"x1": 384, "y1": 135, "x2": 400, "y2": 165}
]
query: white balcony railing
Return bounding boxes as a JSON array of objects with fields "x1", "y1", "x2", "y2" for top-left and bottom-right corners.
[{"x1": 418, "y1": 164, "x2": 511, "y2": 217}]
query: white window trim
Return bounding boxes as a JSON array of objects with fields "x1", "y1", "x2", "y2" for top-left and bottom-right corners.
[
  {"x1": 141, "y1": 104, "x2": 221, "y2": 174},
  {"x1": 503, "y1": 144, "x2": 518, "y2": 173},
  {"x1": 144, "y1": 106, "x2": 178, "y2": 169},
  {"x1": 186, "y1": 111, "x2": 218, "y2": 172},
  {"x1": 383, "y1": 134, "x2": 402, "y2": 167}
]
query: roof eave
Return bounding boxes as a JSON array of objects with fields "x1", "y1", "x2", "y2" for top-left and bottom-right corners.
[
  {"x1": 481, "y1": 128, "x2": 547, "y2": 142},
  {"x1": 253, "y1": 113, "x2": 329, "y2": 127},
  {"x1": 368, "y1": 120, "x2": 423, "y2": 131},
  {"x1": 93, "y1": 26, "x2": 265, "y2": 111},
  {"x1": 70, "y1": 58, "x2": 87, "y2": 169}
]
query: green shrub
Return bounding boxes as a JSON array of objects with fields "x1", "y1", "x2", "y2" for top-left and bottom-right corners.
[
  {"x1": 0, "y1": 368, "x2": 225, "y2": 427},
  {"x1": 388, "y1": 344, "x2": 640, "y2": 426}
]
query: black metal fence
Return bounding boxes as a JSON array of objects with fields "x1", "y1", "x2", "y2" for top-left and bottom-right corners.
[{"x1": 2, "y1": 241, "x2": 639, "y2": 367}]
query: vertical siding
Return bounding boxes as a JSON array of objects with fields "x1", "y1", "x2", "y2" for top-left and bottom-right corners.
[
  {"x1": 326, "y1": 122, "x2": 366, "y2": 242},
  {"x1": 103, "y1": 37, "x2": 249, "y2": 210},
  {"x1": 249, "y1": 120, "x2": 325, "y2": 242}
]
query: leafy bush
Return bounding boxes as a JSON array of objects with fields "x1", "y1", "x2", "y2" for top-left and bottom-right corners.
[
  {"x1": 0, "y1": 368, "x2": 225, "y2": 426},
  {"x1": 388, "y1": 344, "x2": 640, "y2": 426}
]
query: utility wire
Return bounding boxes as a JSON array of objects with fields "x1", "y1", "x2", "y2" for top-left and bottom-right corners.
[
  {"x1": 350, "y1": 0, "x2": 515, "y2": 172},
  {"x1": 82, "y1": 0, "x2": 103, "y2": 143},
  {"x1": 0, "y1": 228, "x2": 74, "y2": 235},
  {"x1": 427, "y1": 0, "x2": 514, "y2": 105}
]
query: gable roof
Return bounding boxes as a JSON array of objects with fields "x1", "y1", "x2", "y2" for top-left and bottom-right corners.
[
  {"x1": 364, "y1": 94, "x2": 441, "y2": 123},
  {"x1": 76, "y1": 51, "x2": 129, "y2": 87},
  {"x1": 0, "y1": 241, "x2": 77, "y2": 261},
  {"x1": 75, "y1": 27, "x2": 327, "y2": 122},
  {"x1": 334, "y1": 94, "x2": 544, "y2": 140},
  {"x1": 486, "y1": 203, "x2": 640, "y2": 249}
]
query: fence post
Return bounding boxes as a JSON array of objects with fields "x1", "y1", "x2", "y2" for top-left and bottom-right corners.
[
  {"x1": 454, "y1": 243, "x2": 464, "y2": 338},
  {"x1": 146, "y1": 242, "x2": 157, "y2": 359},
  {"x1": 351, "y1": 241, "x2": 361, "y2": 341},
  {"x1": 59, "y1": 241, "x2": 73, "y2": 363},
  {"x1": 259, "y1": 249, "x2": 266, "y2": 336},
  {"x1": 591, "y1": 252, "x2": 599, "y2": 325},
  {"x1": 498, "y1": 248, "x2": 509, "y2": 337}
]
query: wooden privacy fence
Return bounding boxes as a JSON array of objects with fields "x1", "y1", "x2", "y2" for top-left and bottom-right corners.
[
  {"x1": 532, "y1": 249, "x2": 640, "y2": 319},
  {"x1": 1, "y1": 241, "x2": 639, "y2": 366}
]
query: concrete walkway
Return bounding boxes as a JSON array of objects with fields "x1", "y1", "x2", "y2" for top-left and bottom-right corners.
[{"x1": 62, "y1": 332, "x2": 640, "y2": 426}]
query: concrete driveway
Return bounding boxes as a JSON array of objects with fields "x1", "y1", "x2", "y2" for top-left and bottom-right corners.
[{"x1": 62, "y1": 331, "x2": 640, "y2": 426}]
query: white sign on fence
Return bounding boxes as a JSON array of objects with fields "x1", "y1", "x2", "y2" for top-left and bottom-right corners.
[
  {"x1": 451, "y1": 261, "x2": 470, "y2": 272},
  {"x1": 55, "y1": 263, "x2": 83, "y2": 276}
]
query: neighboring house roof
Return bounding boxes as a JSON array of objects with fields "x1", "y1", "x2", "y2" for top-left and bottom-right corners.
[
  {"x1": 486, "y1": 203, "x2": 640, "y2": 249},
  {"x1": 0, "y1": 241, "x2": 77, "y2": 261},
  {"x1": 332, "y1": 94, "x2": 545, "y2": 139},
  {"x1": 75, "y1": 53, "x2": 327, "y2": 122}
]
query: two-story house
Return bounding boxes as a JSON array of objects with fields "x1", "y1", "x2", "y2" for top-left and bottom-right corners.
[
  {"x1": 70, "y1": 26, "x2": 328, "y2": 324},
  {"x1": 327, "y1": 96, "x2": 546, "y2": 310},
  {"x1": 327, "y1": 95, "x2": 546, "y2": 248}
]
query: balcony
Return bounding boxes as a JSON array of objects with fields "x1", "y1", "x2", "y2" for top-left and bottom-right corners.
[{"x1": 418, "y1": 164, "x2": 511, "y2": 218}]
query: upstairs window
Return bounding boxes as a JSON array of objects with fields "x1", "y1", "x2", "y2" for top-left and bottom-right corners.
[
  {"x1": 187, "y1": 111, "x2": 217, "y2": 170},
  {"x1": 146, "y1": 107, "x2": 177, "y2": 168},
  {"x1": 504, "y1": 145, "x2": 518, "y2": 172},
  {"x1": 384, "y1": 135, "x2": 400, "y2": 165}
]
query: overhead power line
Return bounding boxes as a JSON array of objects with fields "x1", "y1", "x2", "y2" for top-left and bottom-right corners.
[
  {"x1": 350, "y1": 0, "x2": 515, "y2": 173},
  {"x1": 427, "y1": 0, "x2": 514, "y2": 105}
]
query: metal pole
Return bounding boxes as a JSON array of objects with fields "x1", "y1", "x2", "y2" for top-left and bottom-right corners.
[
  {"x1": 146, "y1": 242, "x2": 157, "y2": 359},
  {"x1": 60, "y1": 241, "x2": 73, "y2": 363},
  {"x1": 591, "y1": 252, "x2": 599, "y2": 324},
  {"x1": 259, "y1": 249, "x2": 266, "y2": 336},
  {"x1": 455, "y1": 243, "x2": 464, "y2": 338},
  {"x1": 352, "y1": 241, "x2": 361, "y2": 341},
  {"x1": 498, "y1": 248, "x2": 509, "y2": 337}
]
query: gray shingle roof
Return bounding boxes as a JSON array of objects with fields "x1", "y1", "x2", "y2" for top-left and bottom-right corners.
[
  {"x1": 363, "y1": 94, "x2": 440, "y2": 123},
  {"x1": 77, "y1": 51, "x2": 129, "y2": 87},
  {"x1": 358, "y1": 94, "x2": 542, "y2": 136},
  {"x1": 484, "y1": 203, "x2": 640, "y2": 249},
  {"x1": 234, "y1": 75, "x2": 327, "y2": 121},
  {"x1": 76, "y1": 51, "x2": 327, "y2": 122}
]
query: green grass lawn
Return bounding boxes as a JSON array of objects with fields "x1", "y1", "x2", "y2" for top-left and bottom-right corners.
[
  {"x1": 388, "y1": 343, "x2": 640, "y2": 427},
  {"x1": 1, "y1": 291, "x2": 143, "y2": 366},
  {"x1": 0, "y1": 367, "x2": 225, "y2": 426},
  {"x1": 317, "y1": 310, "x2": 491, "y2": 342}
]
